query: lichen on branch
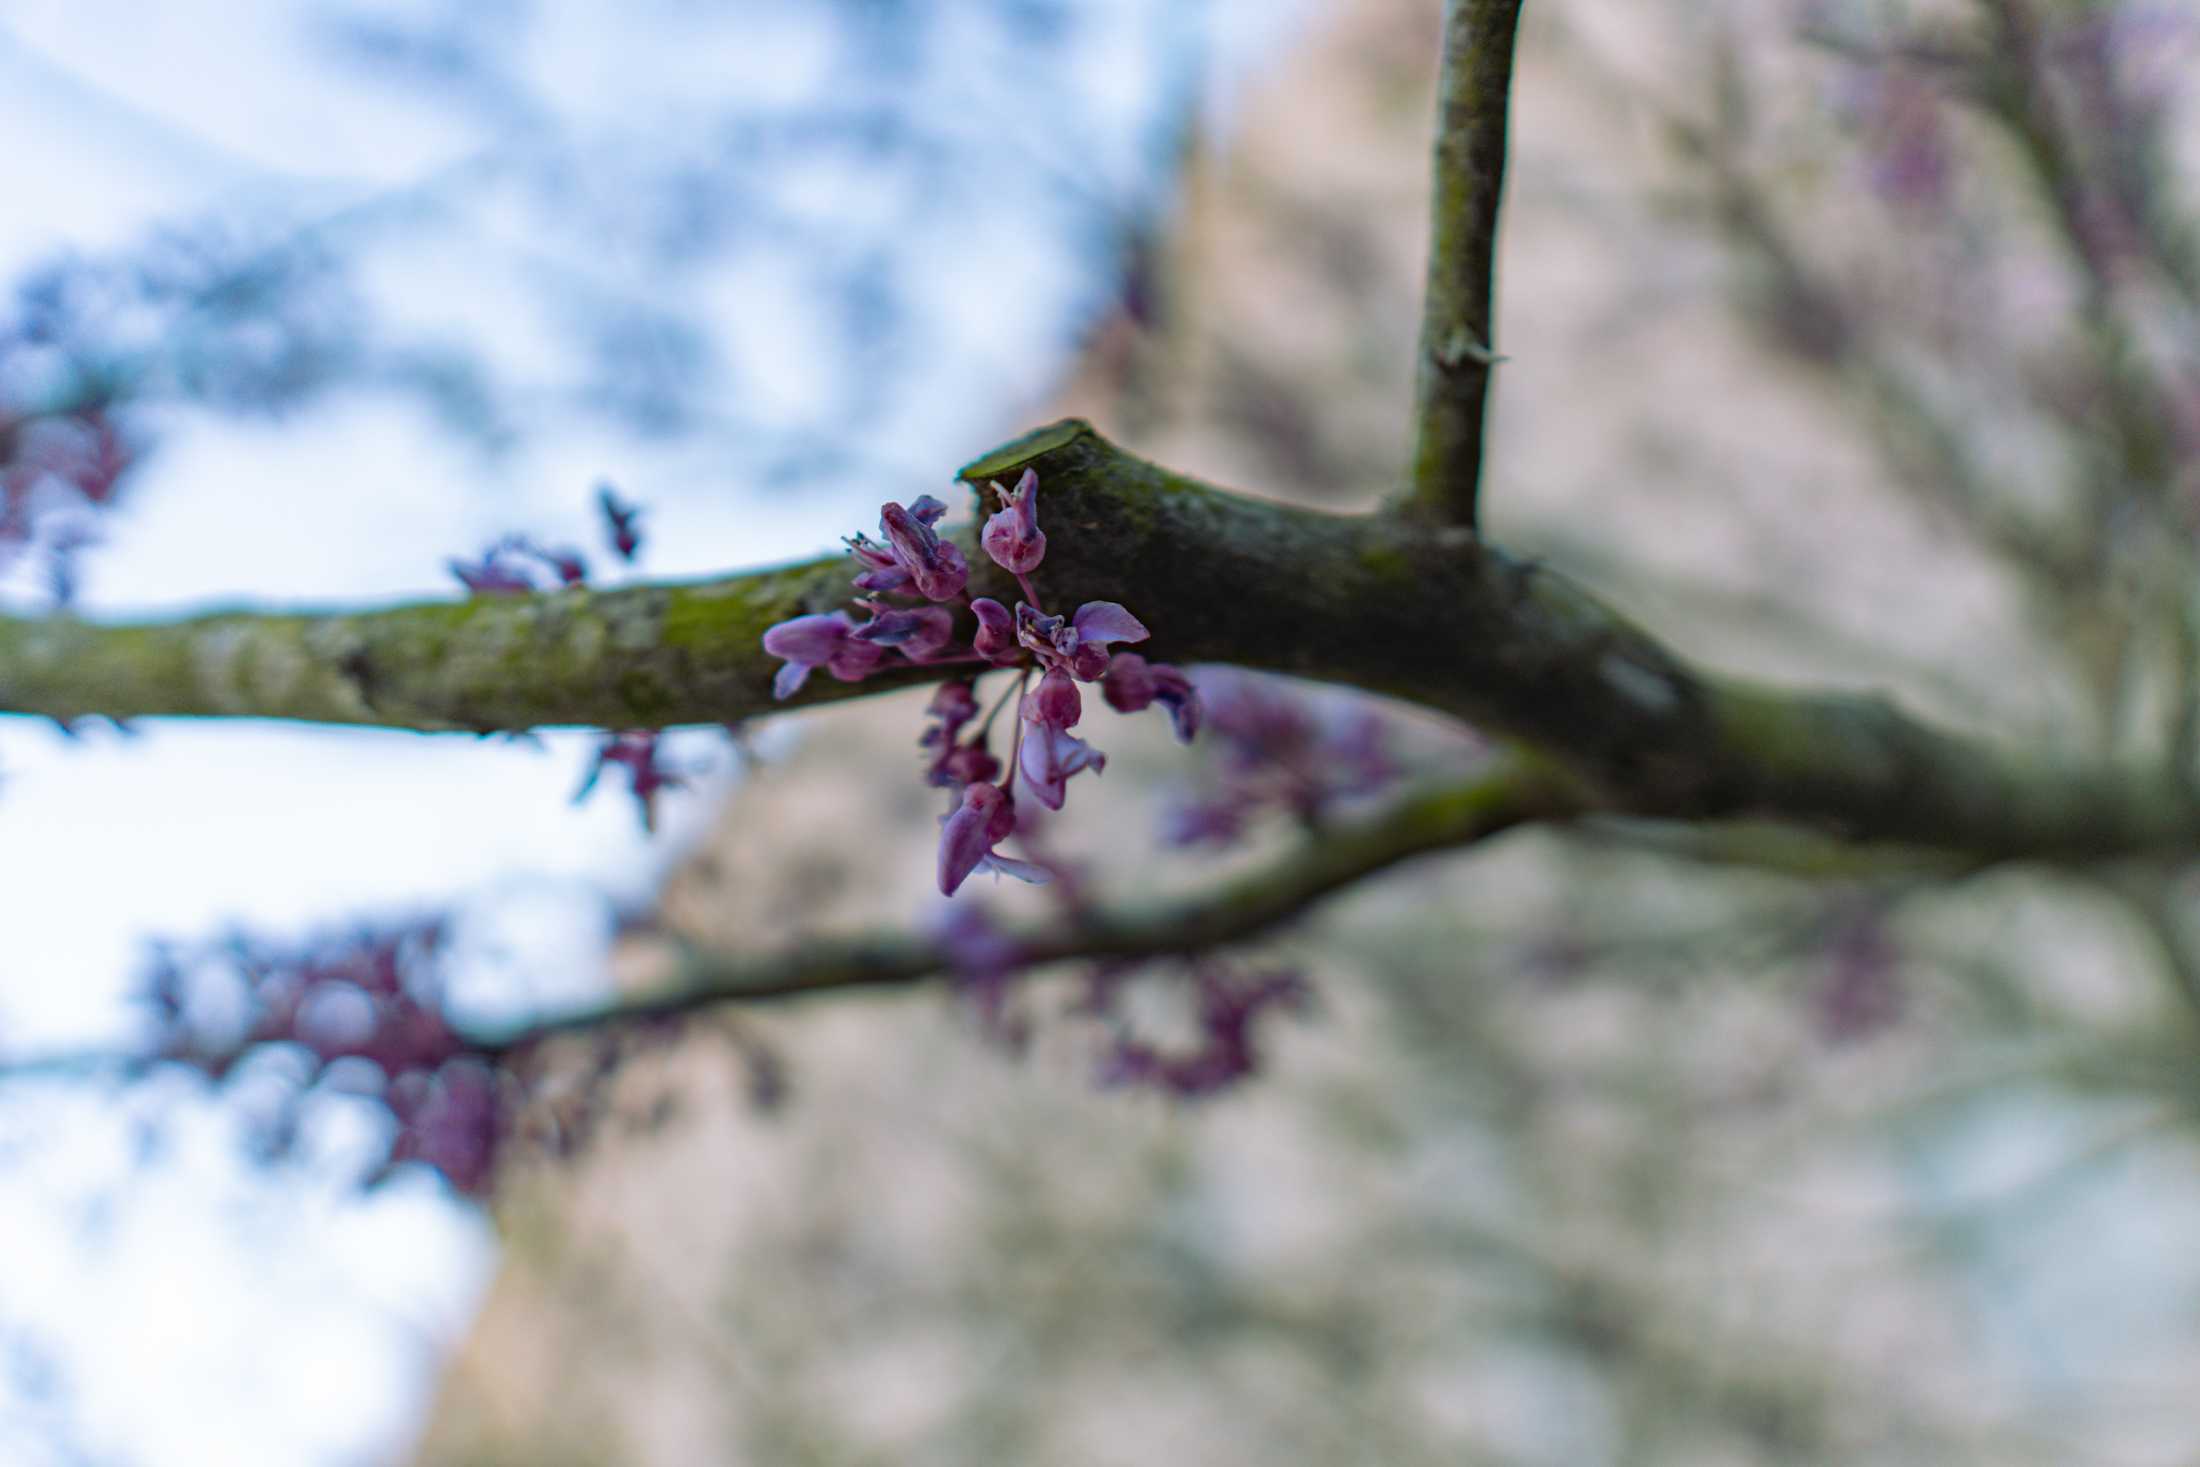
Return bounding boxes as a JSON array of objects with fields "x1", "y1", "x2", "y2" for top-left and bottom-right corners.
[{"x1": 5, "y1": 418, "x2": 2198, "y2": 863}]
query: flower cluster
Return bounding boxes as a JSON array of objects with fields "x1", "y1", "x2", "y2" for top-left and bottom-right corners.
[
  {"x1": 934, "y1": 904, "x2": 1309, "y2": 1099},
  {"x1": 140, "y1": 919, "x2": 510, "y2": 1193},
  {"x1": 441, "y1": 491, "x2": 692, "y2": 833},
  {"x1": 762, "y1": 468, "x2": 1201, "y2": 896},
  {"x1": 133, "y1": 916, "x2": 752, "y2": 1196},
  {"x1": 1163, "y1": 667, "x2": 1401, "y2": 846},
  {"x1": 574, "y1": 729, "x2": 685, "y2": 832},
  {"x1": 1, "y1": 406, "x2": 135, "y2": 605},
  {"x1": 1095, "y1": 962, "x2": 1309, "y2": 1099},
  {"x1": 448, "y1": 533, "x2": 589, "y2": 594}
]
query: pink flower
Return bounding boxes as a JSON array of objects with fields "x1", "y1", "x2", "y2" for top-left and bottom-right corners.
[
  {"x1": 970, "y1": 596, "x2": 1019, "y2": 664},
  {"x1": 880, "y1": 500, "x2": 970, "y2": 601},
  {"x1": 980, "y1": 467, "x2": 1046, "y2": 575},
  {"x1": 1017, "y1": 722, "x2": 1106, "y2": 811}
]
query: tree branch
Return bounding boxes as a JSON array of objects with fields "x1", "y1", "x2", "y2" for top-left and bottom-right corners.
[
  {"x1": 7, "y1": 419, "x2": 2199, "y2": 859},
  {"x1": 0, "y1": 557, "x2": 942, "y2": 732},
  {"x1": 0, "y1": 755, "x2": 1579, "y2": 1075},
  {"x1": 481, "y1": 752, "x2": 1583, "y2": 1046},
  {"x1": 1402, "y1": 0, "x2": 1525, "y2": 529}
]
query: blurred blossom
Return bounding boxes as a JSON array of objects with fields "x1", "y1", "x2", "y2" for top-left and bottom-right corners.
[
  {"x1": 1097, "y1": 963, "x2": 1309, "y2": 1099},
  {"x1": 139, "y1": 920, "x2": 511, "y2": 1195},
  {"x1": 1857, "y1": 67, "x2": 1952, "y2": 211},
  {"x1": 1812, "y1": 898, "x2": 1906, "y2": 1044},
  {"x1": 1163, "y1": 668, "x2": 1410, "y2": 845}
]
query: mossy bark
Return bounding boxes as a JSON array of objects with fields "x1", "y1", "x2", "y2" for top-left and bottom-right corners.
[{"x1": 4, "y1": 419, "x2": 2194, "y2": 858}]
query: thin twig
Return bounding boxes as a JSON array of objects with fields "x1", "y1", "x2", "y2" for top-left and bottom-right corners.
[
  {"x1": 1402, "y1": 0, "x2": 1526, "y2": 529},
  {"x1": 479, "y1": 753, "x2": 1584, "y2": 1048}
]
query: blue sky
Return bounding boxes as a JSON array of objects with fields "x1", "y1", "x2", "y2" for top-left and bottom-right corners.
[{"x1": 0, "y1": 2, "x2": 1312, "y2": 1460}]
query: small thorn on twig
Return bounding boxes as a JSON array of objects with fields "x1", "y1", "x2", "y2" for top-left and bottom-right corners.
[{"x1": 1438, "y1": 327, "x2": 1508, "y2": 370}]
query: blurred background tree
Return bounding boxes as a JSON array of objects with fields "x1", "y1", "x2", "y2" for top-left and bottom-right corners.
[{"x1": 7, "y1": 1, "x2": 2200, "y2": 1464}]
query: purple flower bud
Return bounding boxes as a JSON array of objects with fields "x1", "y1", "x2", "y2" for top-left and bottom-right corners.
[
  {"x1": 763, "y1": 612, "x2": 854, "y2": 664},
  {"x1": 980, "y1": 468, "x2": 1046, "y2": 575},
  {"x1": 939, "y1": 742, "x2": 1001, "y2": 787},
  {"x1": 939, "y1": 782, "x2": 1049, "y2": 896},
  {"x1": 927, "y1": 679, "x2": 980, "y2": 729},
  {"x1": 1102, "y1": 653, "x2": 1201, "y2": 741},
  {"x1": 1150, "y1": 664, "x2": 1201, "y2": 742},
  {"x1": 598, "y1": 484, "x2": 644, "y2": 562},
  {"x1": 763, "y1": 611, "x2": 857, "y2": 698},
  {"x1": 1067, "y1": 643, "x2": 1110, "y2": 682},
  {"x1": 531, "y1": 546, "x2": 589, "y2": 587},
  {"x1": 939, "y1": 782, "x2": 1012, "y2": 895},
  {"x1": 880, "y1": 501, "x2": 970, "y2": 601},
  {"x1": 1025, "y1": 668, "x2": 1082, "y2": 730},
  {"x1": 907, "y1": 494, "x2": 950, "y2": 526},
  {"x1": 1101, "y1": 652, "x2": 1157, "y2": 712},
  {"x1": 923, "y1": 681, "x2": 998, "y2": 787},
  {"x1": 970, "y1": 597, "x2": 1019, "y2": 664}
]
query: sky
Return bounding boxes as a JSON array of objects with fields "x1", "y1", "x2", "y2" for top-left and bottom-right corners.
[{"x1": 0, "y1": 2, "x2": 1314, "y2": 1461}]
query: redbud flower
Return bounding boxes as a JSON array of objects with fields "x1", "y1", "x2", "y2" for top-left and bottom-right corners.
[
  {"x1": 926, "y1": 679, "x2": 980, "y2": 731},
  {"x1": 1066, "y1": 601, "x2": 1149, "y2": 679},
  {"x1": 762, "y1": 612, "x2": 887, "y2": 699},
  {"x1": 980, "y1": 467, "x2": 1046, "y2": 574},
  {"x1": 1018, "y1": 722, "x2": 1106, "y2": 810},
  {"x1": 879, "y1": 501, "x2": 970, "y2": 601},
  {"x1": 1097, "y1": 964, "x2": 1309, "y2": 1098},
  {"x1": 938, "y1": 781, "x2": 1051, "y2": 895},
  {"x1": 939, "y1": 743, "x2": 1002, "y2": 787},
  {"x1": 922, "y1": 680, "x2": 998, "y2": 787},
  {"x1": 970, "y1": 597, "x2": 1019, "y2": 664},
  {"x1": 1017, "y1": 600, "x2": 1150, "y2": 681}
]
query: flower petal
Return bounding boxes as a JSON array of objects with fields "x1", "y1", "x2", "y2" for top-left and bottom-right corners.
[
  {"x1": 1071, "y1": 601, "x2": 1149, "y2": 648},
  {"x1": 938, "y1": 790, "x2": 1000, "y2": 895},
  {"x1": 772, "y1": 659, "x2": 813, "y2": 700},
  {"x1": 1017, "y1": 721, "x2": 1067, "y2": 810},
  {"x1": 977, "y1": 853, "x2": 1053, "y2": 885},
  {"x1": 762, "y1": 612, "x2": 850, "y2": 663}
]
